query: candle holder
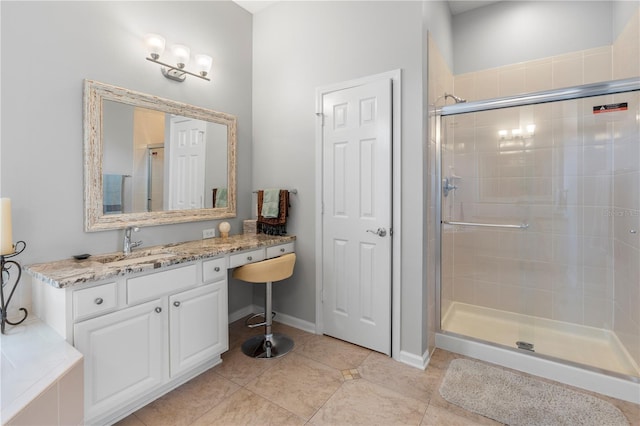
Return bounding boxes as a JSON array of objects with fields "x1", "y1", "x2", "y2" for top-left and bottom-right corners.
[{"x1": 1, "y1": 240, "x2": 27, "y2": 334}]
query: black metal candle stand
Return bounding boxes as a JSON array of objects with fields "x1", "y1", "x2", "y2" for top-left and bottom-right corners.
[{"x1": 1, "y1": 240, "x2": 28, "y2": 334}]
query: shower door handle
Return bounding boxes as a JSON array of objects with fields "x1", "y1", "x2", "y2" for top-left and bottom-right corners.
[{"x1": 366, "y1": 228, "x2": 387, "y2": 237}]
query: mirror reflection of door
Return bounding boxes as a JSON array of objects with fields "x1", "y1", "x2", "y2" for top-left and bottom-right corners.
[
  {"x1": 134, "y1": 108, "x2": 165, "y2": 212},
  {"x1": 147, "y1": 145, "x2": 164, "y2": 212},
  {"x1": 102, "y1": 100, "x2": 229, "y2": 214},
  {"x1": 168, "y1": 117, "x2": 207, "y2": 210}
]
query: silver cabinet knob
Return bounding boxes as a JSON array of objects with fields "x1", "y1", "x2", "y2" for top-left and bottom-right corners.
[
  {"x1": 173, "y1": 301, "x2": 181, "y2": 307},
  {"x1": 155, "y1": 307, "x2": 162, "y2": 313},
  {"x1": 214, "y1": 266, "x2": 220, "y2": 272},
  {"x1": 247, "y1": 256, "x2": 253, "y2": 261},
  {"x1": 94, "y1": 297, "x2": 103, "y2": 305},
  {"x1": 280, "y1": 248, "x2": 285, "y2": 252}
]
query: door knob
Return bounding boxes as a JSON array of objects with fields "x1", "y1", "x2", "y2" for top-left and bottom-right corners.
[{"x1": 366, "y1": 228, "x2": 387, "y2": 237}]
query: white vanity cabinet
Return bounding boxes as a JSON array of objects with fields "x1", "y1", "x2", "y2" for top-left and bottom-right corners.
[
  {"x1": 74, "y1": 298, "x2": 165, "y2": 421},
  {"x1": 66, "y1": 261, "x2": 228, "y2": 425},
  {"x1": 169, "y1": 280, "x2": 227, "y2": 377},
  {"x1": 26, "y1": 234, "x2": 296, "y2": 426}
]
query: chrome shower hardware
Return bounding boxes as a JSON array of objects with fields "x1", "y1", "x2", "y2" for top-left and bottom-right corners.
[
  {"x1": 442, "y1": 177, "x2": 458, "y2": 197},
  {"x1": 444, "y1": 93, "x2": 467, "y2": 104}
]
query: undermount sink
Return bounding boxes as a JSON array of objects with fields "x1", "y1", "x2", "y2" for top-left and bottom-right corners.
[{"x1": 96, "y1": 251, "x2": 175, "y2": 267}]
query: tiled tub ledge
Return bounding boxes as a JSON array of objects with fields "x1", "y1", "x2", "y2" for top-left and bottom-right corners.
[{"x1": 0, "y1": 318, "x2": 84, "y2": 425}]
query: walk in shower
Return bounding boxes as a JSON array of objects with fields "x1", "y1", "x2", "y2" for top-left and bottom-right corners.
[{"x1": 435, "y1": 78, "x2": 640, "y2": 402}]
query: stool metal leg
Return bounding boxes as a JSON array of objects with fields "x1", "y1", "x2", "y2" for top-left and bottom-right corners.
[{"x1": 241, "y1": 281, "x2": 294, "y2": 359}]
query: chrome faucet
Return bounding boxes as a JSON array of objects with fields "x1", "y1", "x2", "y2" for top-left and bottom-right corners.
[{"x1": 123, "y1": 226, "x2": 142, "y2": 255}]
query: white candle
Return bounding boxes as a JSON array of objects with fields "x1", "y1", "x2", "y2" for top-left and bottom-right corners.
[{"x1": 1, "y1": 198, "x2": 13, "y2": 255}]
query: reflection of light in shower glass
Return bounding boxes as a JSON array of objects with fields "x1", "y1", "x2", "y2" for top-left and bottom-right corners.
[{"x1": 498, "y1": 125, "x2": 536, "y2": 140}]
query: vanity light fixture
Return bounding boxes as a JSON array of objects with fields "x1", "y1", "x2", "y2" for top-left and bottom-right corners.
[{"x1": 144, "y1": 33, "x2": 212, "y2": 82}]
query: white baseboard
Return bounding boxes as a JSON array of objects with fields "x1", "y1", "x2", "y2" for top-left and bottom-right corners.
[
  {"x1": 398, "y1": 349, "x2": 430, "y2": 370},
  {"x1": 228, "y1": 305, "x2": 257, "y2": 324},
  {"x1": 228, "y1": 304, "x2": 316, "y2": 334},
  {"x1": 273, "y1": 310, "x2": 316, "y2": 334}
]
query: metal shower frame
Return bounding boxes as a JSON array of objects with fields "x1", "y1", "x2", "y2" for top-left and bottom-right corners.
[{"x1": 433, "y1": 77, "x2": 640, "y2": 380}]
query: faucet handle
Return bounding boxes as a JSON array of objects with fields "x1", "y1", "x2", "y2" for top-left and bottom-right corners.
[{"x1": 125, "y1": 226, "x2": 140, "y2": 237}]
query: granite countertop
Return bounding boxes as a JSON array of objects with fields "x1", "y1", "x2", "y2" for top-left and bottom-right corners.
[{"x1": 25, "y1": 233, "x2": 296, "y2": 289}]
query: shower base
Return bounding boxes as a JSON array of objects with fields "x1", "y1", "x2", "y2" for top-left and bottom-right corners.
[{"x1": 437, "y1": 302, "x2": 640, "y2": 404}]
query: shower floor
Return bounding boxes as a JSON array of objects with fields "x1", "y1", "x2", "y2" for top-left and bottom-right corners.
[{"x1": 441, "y1": 302, "x2": 640, "y2": 378}]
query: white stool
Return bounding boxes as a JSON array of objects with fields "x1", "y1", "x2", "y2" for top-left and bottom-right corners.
[{"x1": 232, "y1": 253, "x2": 296, "y2": 358}]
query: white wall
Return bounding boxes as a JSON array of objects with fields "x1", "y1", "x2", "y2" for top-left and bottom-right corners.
[
  {"x1": 0, "y1": 1, "x2": 254, "y2": 315},
  {"x1": 423, "y1": 0, "x2": 454, "y2": 72},
  {"x1": 452, "y1": 1, "x2": 615, "y2": 74},
  {"x1": 252, "y1": 1, "x2": 427, "y2": 357}
]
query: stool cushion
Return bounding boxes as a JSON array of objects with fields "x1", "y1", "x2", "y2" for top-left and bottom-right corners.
[{"x1": 232, "y1": 253, "x2": 296, "y2": 283}]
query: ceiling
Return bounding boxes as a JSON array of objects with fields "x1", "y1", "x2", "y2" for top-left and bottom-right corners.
[
  {"x1": 234, "y1": 1, "x2": 278, "y2": 14},
  {"x1": 447, "y1": 1, "x2": 500, "y2": 15},
  {"x1": 234, "y1": 1, "x2": 501, "y2": 15}
]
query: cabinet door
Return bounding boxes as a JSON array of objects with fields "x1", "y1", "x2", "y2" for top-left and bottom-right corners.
[
  {"x1": 74, "y1": 298, "x2": 165, "y2": 421},
  {"x1": 169, "y1": 281, "x2": 228, "y2": 377}
]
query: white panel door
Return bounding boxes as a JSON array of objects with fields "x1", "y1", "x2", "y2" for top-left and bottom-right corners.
[
  {"x1": 321, "y1": 78, "x2": 392, "y2": 355},
  {"x1": 168, "y1": 117, "x2": 207, "y2": 210}
]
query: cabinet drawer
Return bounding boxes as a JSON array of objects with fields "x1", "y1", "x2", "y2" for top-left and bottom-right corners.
[
  {"x1": 127, "y1": 264, "x2": 197, "y2": 305},
  {"x1": 228, "y1": 248, "x2": 265, "y2": 268},
  {"x1": 74, "y1": 282, "x2": 117, "y2": 321},
  {"x1": 202, "y1": 257, "x2": 227, "y2": 283},
  {"x1": 266, "y1": 242, "x2": 295, "y2": 259}
]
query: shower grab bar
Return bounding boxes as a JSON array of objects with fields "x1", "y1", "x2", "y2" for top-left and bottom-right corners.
[{"x1": 442, "y1": 220, "x2": 529, "y2": 230}]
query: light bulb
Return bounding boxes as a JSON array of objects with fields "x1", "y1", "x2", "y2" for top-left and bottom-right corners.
[
  {"x1": 144, "y1": 34, "x2": 165, "y2": 60},
  {"x1": 195, "y1": 54, "x2": 213, "y2": 77},
  {"x1": 171, "y1": 44, "x2": 190, "y2": 69}
]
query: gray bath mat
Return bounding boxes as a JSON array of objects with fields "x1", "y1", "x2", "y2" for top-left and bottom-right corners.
[{"x1": 439, "y1": 359, "x2": 629, "y2": 426}]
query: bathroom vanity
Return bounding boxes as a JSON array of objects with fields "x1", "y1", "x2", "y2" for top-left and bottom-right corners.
[{"x1": 26, "y1": 233, "x2": 295, "y2": 425}]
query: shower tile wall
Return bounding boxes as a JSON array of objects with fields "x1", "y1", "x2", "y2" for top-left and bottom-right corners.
[{"x1": 443, "y1": 9, "x2": 639, "y2": 367}]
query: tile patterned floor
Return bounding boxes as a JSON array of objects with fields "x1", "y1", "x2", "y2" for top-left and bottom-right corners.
[{"x1": 116, "y1": 318, "x2": 640, "y2": 426}]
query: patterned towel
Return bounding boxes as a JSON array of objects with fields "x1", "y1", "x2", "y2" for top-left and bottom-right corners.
[
  {"x1": 257, "y1": 190, "x2": 289, "y2": 235},
  {"x1": 215, "y1": 188, "x2": 228, "y2": 208}
]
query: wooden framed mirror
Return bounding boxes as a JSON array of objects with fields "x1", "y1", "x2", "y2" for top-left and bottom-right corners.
[{"x1": 84, "y1": 80, "x2": 237, "y2": 231}]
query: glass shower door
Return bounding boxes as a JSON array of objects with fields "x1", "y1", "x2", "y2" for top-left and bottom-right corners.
[{"x1": 439, "y1": 89, "x2": 640, "y2": 379}]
